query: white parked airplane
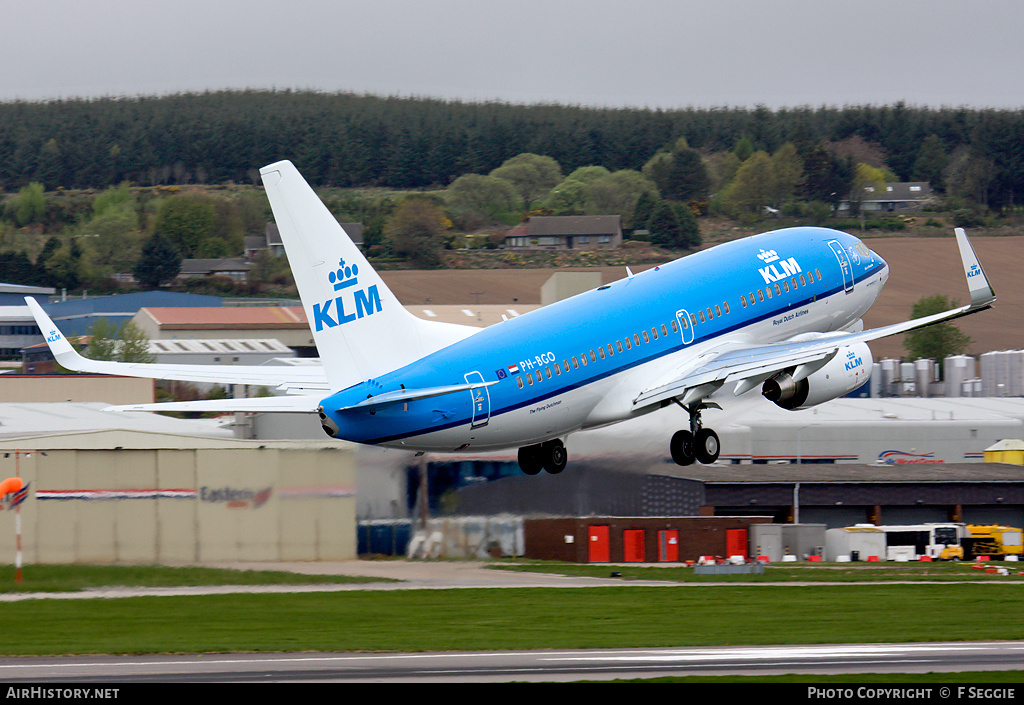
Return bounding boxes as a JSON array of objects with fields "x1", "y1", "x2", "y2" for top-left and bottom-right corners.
[{"x1": 25, "y1": 160, "x2": 995, "y2": 474}]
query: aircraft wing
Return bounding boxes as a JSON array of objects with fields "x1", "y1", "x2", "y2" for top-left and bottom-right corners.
[
  {"x1": 25, "y1": 297, "x2": 330, "y2": 394},
  {"x1": 634, "y1": 228, "x2": 995, "y2": 408}
]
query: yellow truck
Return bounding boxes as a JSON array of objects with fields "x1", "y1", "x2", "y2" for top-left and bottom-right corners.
[{"x1": 964, "y1": 525, "x2": 1024, "y2": 560}]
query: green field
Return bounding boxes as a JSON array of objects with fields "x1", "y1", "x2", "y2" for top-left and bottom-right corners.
[
  {"x1": 1, "y1": 562, "x2": 1024, "y2": 658},
  {"x1": 0, "y1": 563, "x2": 384, "y2": 593},
  {"x1": 491, "y1": 559, "x2": 1024, "y2": 583}
]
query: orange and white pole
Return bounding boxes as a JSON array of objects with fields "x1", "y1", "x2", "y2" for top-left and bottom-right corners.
[
  {"x1": 1, "y1": 451, "x2": 27, "y2": 584},
  {"x1": 14, "y1": 449, "x2": 20, "y2": 584}
]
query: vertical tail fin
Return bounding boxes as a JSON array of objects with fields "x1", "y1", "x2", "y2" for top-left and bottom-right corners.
[{"x1": 259, "y1": 161, "x2": 474, "y2": 390}]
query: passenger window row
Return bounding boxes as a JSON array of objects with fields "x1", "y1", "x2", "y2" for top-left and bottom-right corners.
[
  {"x1": 515, "y1": 320, "x2": 679, "y2": 389},
  {"x1": 736, "y1": 267, "x2": 823, "y2": 310},
  {"x1": 514, "y1": 266, "x2": 826, "y2": 390}
]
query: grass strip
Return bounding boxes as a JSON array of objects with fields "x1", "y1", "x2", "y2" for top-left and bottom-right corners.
[
  {"x1": 3, "y1": 583, "x2": 1024, "y2": 656},
  {"x1": 491, "y1": 560, "x2": 1024, "y2": 583},
  {"x1": 0, "y1": 564, "x2": 384, "y2": 592}
]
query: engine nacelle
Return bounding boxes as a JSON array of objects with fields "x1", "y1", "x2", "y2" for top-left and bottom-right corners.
[{"x1": 762, "y1": 342, "x2": 872, "y2": 410}]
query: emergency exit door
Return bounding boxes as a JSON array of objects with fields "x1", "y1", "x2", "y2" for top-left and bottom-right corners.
[
  {"x1": 658, "y1": 529, "x2": 679, "y2": 562},
  {"x1": 624, "y1": 529, "x2": 645, "y2": 562},
  {"x1": 726, "y1": 528, "x2": 749, "y2": 560},
  {"x1": 588, "y1": 525, "x2": 610, "y2": 562}
]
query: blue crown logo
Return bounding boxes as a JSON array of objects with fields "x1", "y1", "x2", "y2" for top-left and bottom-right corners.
[{"x1": 328, "y1": 259, "x2": 359, "y2": 291}]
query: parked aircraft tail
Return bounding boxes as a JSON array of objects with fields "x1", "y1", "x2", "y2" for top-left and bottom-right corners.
[{"x1": 259, "y1": 161, "x2": 476, "y2": 390}]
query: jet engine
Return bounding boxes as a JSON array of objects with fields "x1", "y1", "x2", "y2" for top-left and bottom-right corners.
[{"x1": 761, "y1": 342, "x2": 872, "y2": 410}]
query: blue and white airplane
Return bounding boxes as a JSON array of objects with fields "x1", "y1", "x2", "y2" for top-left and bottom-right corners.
[{"x1": 25, "y1": 160, "x2": 995, "y2": 474}]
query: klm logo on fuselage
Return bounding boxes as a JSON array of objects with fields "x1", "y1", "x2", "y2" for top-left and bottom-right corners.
[
  {"x1": 845, "y1": 349, "x2": 864, "y2": 371},
  {"x1": 313, "y1": 259, "x2": 382, "y2": 332},
  {"x1": 757, "y1": 248, "x2": 802, "y2": 284}
]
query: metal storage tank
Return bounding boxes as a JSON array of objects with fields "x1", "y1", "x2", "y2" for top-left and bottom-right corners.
[
  {"x1": 980, "y1": 351, "x2": 996, "y2": 396},
  {"x1": 900, "y1": 362, "x2": 917, "y2": 396},
  {"x1": 1013, "y1": 351, "x2": 1024, "y2": 397},
  {"x1": 944, "y1": 355, "x2": 975, "y2": 398},
  {"x1": 880, "y1": 358, "x2": 900, "y2": 397},
  {"x1": 981, "y1": 350, "x2": 1014, "y2": 397},
  {"x1": 915, "y1": 359, "x2": 936, "y2": 398}
]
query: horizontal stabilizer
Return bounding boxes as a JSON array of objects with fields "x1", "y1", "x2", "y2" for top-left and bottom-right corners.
[
  {"x1": 106, "y1": 395, "x2": 322, "y2": 414},
  {"x1": 25, "y1": 297, "x2": 330, "y2": 393},
  {"x1": 335, "y1": 381, "x2": 498, "y2": 413}
]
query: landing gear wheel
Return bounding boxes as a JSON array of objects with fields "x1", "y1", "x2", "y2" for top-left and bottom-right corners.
[
  {"x1": 541, "y1": 439, "x2": 567, "y2": 474},
  {"x1": 670, "y1": 430, "x2": 695, "y2": 466},
  {"x1": 518, "y1": 446, "x2": 544, "y2": 475},
  {"x1": 694, "y1": 428, "x2": 720, "y2": 464}
]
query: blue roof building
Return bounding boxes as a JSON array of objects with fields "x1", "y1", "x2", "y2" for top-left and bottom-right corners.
[{"x1": 41, "y1": 292, "x2": 222, "y2": 336}]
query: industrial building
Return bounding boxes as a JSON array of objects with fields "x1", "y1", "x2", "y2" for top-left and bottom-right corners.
[
  {"x1": 0, "y1": 429, "x2": 355, "y2": 564},
  {"x1": 0, "y1": 283, "x2": 56, "y2": 358},
  {"x1": 445, "y1": 460, "x2": 1024, "y2": 529},
  {"x1": 0, "y1": 376, "x2": 357, "y2": 565}
]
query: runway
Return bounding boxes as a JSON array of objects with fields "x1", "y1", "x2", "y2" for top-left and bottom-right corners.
[{"x1": 2, "y1": 642, "x2": 1024, "y2": 683}]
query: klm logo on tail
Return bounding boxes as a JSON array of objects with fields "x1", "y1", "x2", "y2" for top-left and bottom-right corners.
[{"x1": 313, "y1": 259, "x2": 382, "y2": 332}]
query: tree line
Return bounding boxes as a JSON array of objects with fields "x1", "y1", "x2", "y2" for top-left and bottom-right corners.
[
  {"x1": 1, "y1": 91, "x2": 1023, "y2": 291},
  {"x1": 0, "y1": 91, "x2": 1022, "y2": 209}
]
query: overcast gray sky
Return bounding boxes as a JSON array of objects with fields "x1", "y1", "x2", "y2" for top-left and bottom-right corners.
[{"x1": 4, "y1": 0, "x2": 1022, "y2": 110}]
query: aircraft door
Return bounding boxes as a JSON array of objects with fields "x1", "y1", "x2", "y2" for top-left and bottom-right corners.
[
  {"x1": 828, "y1": 240, "x2": 854, "y2": 294},
  {"x1": 464, "y1": 371, "x2": 490, "y2": 429},
  {"x1": 675, "y1": 309, "x2": 695, "y2": 345}
]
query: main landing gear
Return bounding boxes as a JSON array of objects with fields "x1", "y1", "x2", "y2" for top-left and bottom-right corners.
[
  {"x1": 670, "y1": 401, "x2": 721, "y2": 466},
  {"x1": 517, "y1": 439, "x2": 567, "y2": 475}
]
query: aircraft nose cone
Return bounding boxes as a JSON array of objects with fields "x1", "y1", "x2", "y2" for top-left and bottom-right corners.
[{"x1": 876, "y1": 253, "x2": 890, "y2": 283}]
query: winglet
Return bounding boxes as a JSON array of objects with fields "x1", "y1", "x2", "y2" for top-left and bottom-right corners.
[
  {"x1": 24, "y1": 296, "x2": 98, "y2": 372},
  {"x1": 955, "y1": 228, "x2": 996, "y2": 309}
]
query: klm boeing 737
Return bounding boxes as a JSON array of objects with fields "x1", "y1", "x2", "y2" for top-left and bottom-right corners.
[{"x1": 25, "y1": 160, "x2": 996, "y2": 474}]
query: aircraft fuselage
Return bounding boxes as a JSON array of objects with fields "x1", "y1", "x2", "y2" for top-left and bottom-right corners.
[{"x1": 320, "y1": 227, "x2": 888, "y2": 452}]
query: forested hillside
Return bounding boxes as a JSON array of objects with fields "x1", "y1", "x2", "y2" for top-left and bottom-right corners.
[
  {"x1": 1, "y1": 90, "x2": 1023, "y2": 296},
  {"x1": 0, "y1": 91, "x2": 1022, "y2": 208}
]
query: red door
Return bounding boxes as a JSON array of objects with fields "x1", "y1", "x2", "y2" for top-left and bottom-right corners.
[
  {"x1": 588, "y1": 525, "x2": 610, "y2": 562},
  {"x1": 726, "y1": 528, "x2": 748, "y2": 560},
  {"x1": 624, "y1": 529, "x2": 645, "y2": 562},
  {"x1": 658, "y1": 530, "x2": 679, "y2": 562}
]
